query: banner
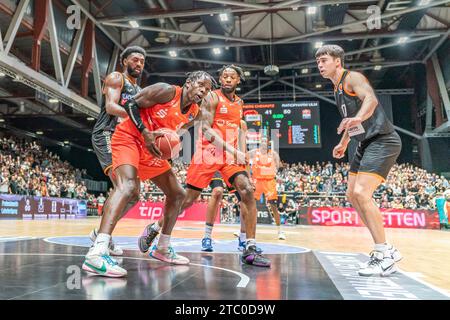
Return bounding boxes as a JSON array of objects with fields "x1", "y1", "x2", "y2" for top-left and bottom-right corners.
[
  {"x1": 256, "y1": 199, "x2": 273, "y2": 224},
  {"x1": 0, "y1": 194, "x2": 87, "y2": 220},
  {"x1": 124, "y1": 201, "x2": 220, "y2": 223},
  {"x1": 299, "y1": 206, "x2": 440, "y2": 229}
]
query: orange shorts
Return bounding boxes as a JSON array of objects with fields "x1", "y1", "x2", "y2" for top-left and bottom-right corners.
[
  {"x1": 254, "y1": 178, "x2": 278, "y2": 201},
  {"x1": 186, "y1": 147, "x2": 247, "y2": 190},
  {"x1": 111, "y1": 130, "x2": 171, "y2": 181}
]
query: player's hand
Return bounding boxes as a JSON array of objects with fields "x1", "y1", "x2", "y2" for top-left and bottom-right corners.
[
  {"x1": 337, "y1": 116, "x2": 363, "y2": 134},
  {"x1": 332, "y1": 143, "x2": 347, "y2": 159},
  {"x1": 142, "y1": 129, "x2": 163, "y2": 158},
  {"x1": 235, "y1": 150, "x2": 248, "y2": 165},
  {"x1": 249, "y1": 179, "x2": 256, "y2": 191}
]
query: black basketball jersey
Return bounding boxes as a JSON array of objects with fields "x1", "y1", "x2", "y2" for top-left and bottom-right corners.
[
  {"x1": 334, "y1": 70, "x2": 394, "y2": 142},
  {"x1": 92, "y1": 73, "x2": 142, "y2": 135}
]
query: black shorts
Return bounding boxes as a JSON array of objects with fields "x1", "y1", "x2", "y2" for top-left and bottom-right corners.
[
  {"x1": 350, "y1": 131, "x2": 401, "y2": 181},
  {"x1": 209, "y1": 172, "x2": 225, "y2": 190},
  {"x1": 209, "y1": 172, "x2": 241, "y2": 202},
  {"x1": 92, "y1": 131, "x2": 113, "y2": 175}
]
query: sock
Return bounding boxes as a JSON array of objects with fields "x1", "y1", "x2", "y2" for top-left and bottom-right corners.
[
  {"x1": 92, "y1": 233, "x2": 110, "y2": 255},
  {"x1": 151, "y1": 221, "x2": 162, "y2": 232},
  {"x1": 239, "y1": 232, "x2": 246, "y2": 242},
  {"x1": 277, "y1": 225, "x2": 281, "y2": 233},
  {"x1": 374, "y1": 243, "x2": 389, "y2": 252},
  {"x1": 204, "y1": 223, "x2": 213, "y2": 239},
  {"x1": 246, "y1": 238, "x2": 256, "y2": 249},
  {"x1": 157, "y1": 233, "x2": 171, "y2": 250}
]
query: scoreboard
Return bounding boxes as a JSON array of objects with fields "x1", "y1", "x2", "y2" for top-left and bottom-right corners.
[{"x1": 243, "y1": 101, "x2": 321, "y2": 148}]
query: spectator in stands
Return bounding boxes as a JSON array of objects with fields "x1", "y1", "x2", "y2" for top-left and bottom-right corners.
[{"x1": 392, "y1": 197, "x2": 404, "y2": 209}]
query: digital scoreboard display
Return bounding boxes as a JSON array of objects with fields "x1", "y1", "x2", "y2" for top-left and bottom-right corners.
[{"x1": 243, "y1": 101, "x2": 321, "y2": 148}]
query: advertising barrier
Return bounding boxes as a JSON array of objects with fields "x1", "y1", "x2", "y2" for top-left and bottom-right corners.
[
  {"x1": 0, "y1": 194, "x2": 87, "y2": 219},
  {"x1": 298, "y1": 206, "x2": 440, "y2": 229},
  {"x1": 124, "y1": 201, "x2": 220, "y2": 223}
]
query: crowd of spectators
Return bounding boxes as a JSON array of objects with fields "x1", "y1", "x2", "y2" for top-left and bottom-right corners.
[{"x1": 0, "y1": 136, "x2": 90, "y2": 199}]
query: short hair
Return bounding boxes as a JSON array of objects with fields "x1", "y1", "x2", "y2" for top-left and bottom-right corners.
[
  {"x1": 315, "y1": 45, "x2": 345, "y2": 67},
  {"x1": 120, "y1": 46, "x2": 146, "y2": 66},
  {"x1": 185, "y1": 70, "x2": 218, "y2": 88},
  {"x1": 218, "y1": 64, "x2": 246, "y2": 82}
]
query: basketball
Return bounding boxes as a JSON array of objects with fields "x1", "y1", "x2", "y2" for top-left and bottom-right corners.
[{"x1": 154, "y1": 128, "x2": 181, "y2": 160}]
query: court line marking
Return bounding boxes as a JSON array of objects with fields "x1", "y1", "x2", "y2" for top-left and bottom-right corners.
[
  {"x1": 0, "y1": 252, "x2": 250, "y2": 289},
  {"x1": 42, "y1": 236, "x2": 311, "y2": 255},
  {"x1": 0, "y1": 236, "x2": 37, "y2": 242}
]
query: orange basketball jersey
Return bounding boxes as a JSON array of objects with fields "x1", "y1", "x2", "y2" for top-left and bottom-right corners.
[
  {"x1": 198, "y1": 89, "x2": 243, "y2": 150},
  {"x1": 251, "y1": 149, "x2": 277, "y2": 179}
]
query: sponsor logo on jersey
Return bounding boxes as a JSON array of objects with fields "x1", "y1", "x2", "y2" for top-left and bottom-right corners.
[
  {"x1": 155, "y1": 108, "x2": 168, "y2": 118},
  {"x1": 121, "y1": 93, "x2": 134, "y2": 100},
  {"x1": 215, "y1": 119, "x2": 239, "y2": 128},
  {"x1": 220, "y1": 105, "x2": 228, "y2": 114}
]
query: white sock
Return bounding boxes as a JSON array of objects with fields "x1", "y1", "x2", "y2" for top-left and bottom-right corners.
[
  {"x1": 157, "y1": 233, "x2": 171, "y2": 250},
  {"x1": 204, "y1": 223, "x2": 213, "y2": 239},
  {"x1": 246, "y1": 238, "x2": 256, "y2": 249},
  {"x1": 374, "y1": 243, "x2": 389, "y2": 252},
  {"x1": 277, "y1": 225, "x2": 281, "y2": 233},
  {"x1": 151, "y1": 221, "x2": 162, "y2": 232},
  {"x1": 91, "y1": 233, "x2": 110, "y2": 255},
  {"x1": 239, "y1": 232, "x2": 246, "y2": 242}
]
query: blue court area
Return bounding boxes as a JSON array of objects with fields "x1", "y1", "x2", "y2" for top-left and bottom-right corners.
[{"x1": 44, "y1": 236, "x2": 309, "y2": 254}]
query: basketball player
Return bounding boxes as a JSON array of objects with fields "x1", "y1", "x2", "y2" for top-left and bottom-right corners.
[
  {"x1": 82, "y1": 71, "x2": 215, "y2": 277},
  {"x1": 140, "y1": 65, "x2": 271, "y2": 267},
  {"x1": 316, "y1": 44, "x2": 402, "y2": 276},
  {"x1": 89, "y1": 46, "x2": 146, "y2": 256},
  {"x1": 199, "y1": 120, "x2": 261, "y2": 253},
  {"x1": 248, "y1": 138, "x2": 285, "y2": 240}
]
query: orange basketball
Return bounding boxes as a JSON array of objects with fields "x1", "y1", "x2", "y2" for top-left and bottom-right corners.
[{"x1": 154, "y1": 128, "x2": 181, "y2": 160}]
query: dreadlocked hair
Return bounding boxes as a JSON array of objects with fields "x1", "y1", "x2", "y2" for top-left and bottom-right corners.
[
  {"x1": 185, "y1": 70, "x2": 218, "y2": 88},
  {"x1": 218, "y1": 64, "x2": 246, "y2": 82}
]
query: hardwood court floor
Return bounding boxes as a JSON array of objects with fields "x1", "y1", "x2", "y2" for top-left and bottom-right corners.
[{"x1": 1, "y1": 218, "x2": 449, "y2": 295}]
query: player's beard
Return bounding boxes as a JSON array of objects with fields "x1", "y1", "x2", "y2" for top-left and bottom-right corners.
[{"x1": 127, "y1": 65, "x2": 141, "y2": 79}]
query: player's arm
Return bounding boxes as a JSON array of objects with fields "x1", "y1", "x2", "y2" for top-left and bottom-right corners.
[
  {"x1": 238, "y1": 120, "x2": 247, "y2": 153},
  {"x1": 339, "y1": 129, "x2": 350, "y2": 146},
  {"x1": 103, "y1": 72, "x2": 128, "y2": 118},
  {"x1": 273, "y1": 151, "x2": 282, "y2": 170},
  {"x1": 123, "y1": 83, "x2": 175, "y2": 157},
  {"x1": 337, "y1": 71, "x2": 378, "y2": 134},
  {"x1": 199, "y1": 92, "x2": 246, "y2": 163},
  {"x1": 239, "y1": 120, "x2": 252, "y2": 172},
  {"x1": 123, "y1": 82, "x2": 175, "y2": 133}
]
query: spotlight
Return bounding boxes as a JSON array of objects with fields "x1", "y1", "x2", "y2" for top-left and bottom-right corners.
[
  {"x1": 307, "y1": 6, "x2": 317, "y2": 15},
  {"x1": 129, "y1": 20, "x2": 139, "y2": 28},
  {"x1": 314, "y1": 41, "x2": 323, "y2": 49},
  {"x1": 219, "y1": 13, "x2": 229, "y2": 22}
]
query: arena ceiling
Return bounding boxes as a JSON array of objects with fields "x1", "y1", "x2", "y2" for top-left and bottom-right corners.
[{"x1": 0, "y1": 0, "x2": 449, "y2": 150}]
